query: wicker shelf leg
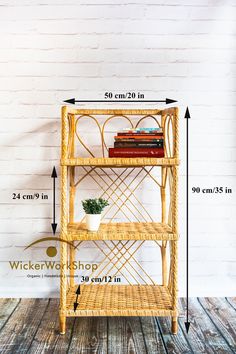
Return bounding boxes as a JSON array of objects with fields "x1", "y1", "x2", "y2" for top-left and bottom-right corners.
[
  {"x1": 171, "y1": 316, "x2": 178, "y2": 334},
  {"x1": 59, "y1": 314, "x2": 66, "y2": 334},
  {"x1": 60, "y1": 241, "x2": 67, "y2": 335}
]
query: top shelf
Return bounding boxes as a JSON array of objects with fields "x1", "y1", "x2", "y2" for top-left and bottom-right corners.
[
  {"x1": 61, "y1": 157, "x2": 180, "y2": 167},
  {"x1": 61, "y1": 106, "x2": 179, "y2": 167}
]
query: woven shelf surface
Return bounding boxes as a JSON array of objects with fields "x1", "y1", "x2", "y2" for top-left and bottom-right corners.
[
  {"x1": 61, "y1": 157, "x2": 180, "y2": 167},
  {"x1": 65, "y1": 284, "x2": 176, "y2": 317},
  {"x1": 67, "y1": 222, "x2": 177, "y2": 241}
]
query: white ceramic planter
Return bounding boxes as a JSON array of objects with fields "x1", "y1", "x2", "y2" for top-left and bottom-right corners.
[{"x1": 86, "y1": 214, "x2": 101, "y2": 231}]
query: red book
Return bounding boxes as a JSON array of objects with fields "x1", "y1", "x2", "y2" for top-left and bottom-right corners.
[
  {"x1": 117, "y1": 132, "x2": 163, "y2": 136},
  {"x1": 109, "y1": 148, "x2": 165, "y2": 158},
  {"x1": 115, "y1": 135, "x2": 164, "y2": 140}
]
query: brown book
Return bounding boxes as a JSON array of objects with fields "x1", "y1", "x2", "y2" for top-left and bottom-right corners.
[
  {"x1": 109, "y1": 148, "x2": 165, "y2": 158},
  {"x1": 114, "y1": 141, "x2": 163, "y2": 148}
]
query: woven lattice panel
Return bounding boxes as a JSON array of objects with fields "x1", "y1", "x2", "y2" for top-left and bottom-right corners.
[{"x1": 65, "y1": 284, "x2": 176, "y2": 317}]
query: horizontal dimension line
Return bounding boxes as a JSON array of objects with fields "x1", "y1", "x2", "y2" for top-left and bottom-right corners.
[{"x1": 71, "y1": 100, "x2": 166, "y2": 103}]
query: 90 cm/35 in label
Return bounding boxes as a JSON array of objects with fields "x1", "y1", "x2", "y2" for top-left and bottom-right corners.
[{"x1": 192, "y1": 187, "x2": 232, "y2": 194}]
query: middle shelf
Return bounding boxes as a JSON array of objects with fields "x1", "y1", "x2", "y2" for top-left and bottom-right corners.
[{"x1": 66, "y1": 222, "x2": 178, "y2": 241}]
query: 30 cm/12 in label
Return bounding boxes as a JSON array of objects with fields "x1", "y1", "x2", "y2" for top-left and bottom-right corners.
[
  {"x1": 192, "y1": 187, "x2": 232, "y2": 194},
  {"x1": 81, "y1": 275, "x2": 121, "y2": 283}
]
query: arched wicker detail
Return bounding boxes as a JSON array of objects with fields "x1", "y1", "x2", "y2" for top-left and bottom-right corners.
[
  {"x1": 75, "y1": 115, "x2": 103, "y2": 157},
  {"x1": 101, "y1": 115, "x2": 134, "y2": 156}
]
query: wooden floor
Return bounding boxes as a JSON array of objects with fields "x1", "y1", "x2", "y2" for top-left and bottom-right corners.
[{"x1": 0, "y1": 298, "x2": 235, "y2": 353}]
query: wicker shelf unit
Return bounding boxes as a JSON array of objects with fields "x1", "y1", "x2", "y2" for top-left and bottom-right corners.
[{"x1": 59, "y1": 106, "x2": 179, "y2": 334}]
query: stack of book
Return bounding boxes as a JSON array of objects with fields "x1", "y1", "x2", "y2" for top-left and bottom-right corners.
[{"x1": 108, "y1": 127, "x2": 164, "y2": 158}]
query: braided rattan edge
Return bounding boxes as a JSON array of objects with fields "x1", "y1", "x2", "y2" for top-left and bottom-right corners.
[
  {"x1": 61, "y1": 107, "x2": 178, "y2": 115},
  {"x1": 61, "y1": 157, "x2": 180, "y2": 166},
  {"x1": 66, "y1": 222, "x2": 178, "y2": 241},
  {"x1": 66, "y1": 233, "x2": 178, "y2": 241},
  {"x1": 62, "y1": 309, "x2": 178, "y2": 317}
]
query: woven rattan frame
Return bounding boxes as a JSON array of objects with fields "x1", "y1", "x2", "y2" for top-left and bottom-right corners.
[{"x1": 59, "y1": 106, "x2": 179, "y2": 335}]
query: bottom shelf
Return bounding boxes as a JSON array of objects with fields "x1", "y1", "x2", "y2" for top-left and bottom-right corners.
[{"x1": 65, "y1": 284, "x2": 176, "y2": 317}]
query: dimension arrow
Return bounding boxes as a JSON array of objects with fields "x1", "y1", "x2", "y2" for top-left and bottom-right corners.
[
  {"x1": 63, "y1": 98, "x2": 177, "y2": 105},
  {"x1": 51, "y1": 166, "x2": 57, "y2": 234},
  {"x1": 184, "y1": 107, "x2": 191, "y2": 333},
  {"x1": 73, "y1": 285, "x2": 80, "y2": 312}
]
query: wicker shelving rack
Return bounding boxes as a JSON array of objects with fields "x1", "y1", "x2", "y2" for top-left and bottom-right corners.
[{"x1": 59, "y1": 106, "x2": 179, "y2": 334}]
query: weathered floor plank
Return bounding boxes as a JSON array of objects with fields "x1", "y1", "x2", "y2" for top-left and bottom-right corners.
[
  {"x1": 226, "y1": 297, "x2": 236, "y2": 310},
  {"x1": 178, "y1": 298, "x2": 232, "y2": 354},
  {"x1": 198, "y1": 297, "x2": 236, "y2": 353},
  {"x1": 157, "y1": 319, "x2": 192, "y2": 353},
  {"x1": 27, "y1": 299, "x2": 75, "y2": 354},
  {"x1": 108, "y1": 317, "x2": 147, "y2": 354},
  {"x1": 0, "y1": 299, "x2": 20, "y2": 331},
  {"x1": 157, "y1": 299, "x2": 192, "y2": 354},
  {"x1": 0, "y1": 298, "x2": 235, "y2": 353},
  {"x1": 0, "y1": 298, "x2": 49, "y2": 354},
  {"x1": 140, "y1": 317, "x2": 166, "y2": 354},
  {"x1": 68, "y1": 317, "x2": 107, "y2": 354}
]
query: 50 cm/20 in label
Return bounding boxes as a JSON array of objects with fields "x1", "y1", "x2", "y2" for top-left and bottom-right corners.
[{"x1": 104, "y1": 92, "x2": 145, "y2": 99}]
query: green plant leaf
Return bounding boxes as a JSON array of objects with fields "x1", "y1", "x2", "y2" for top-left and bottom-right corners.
[{"x1": 82, "y1": 198, "x2": 109, "y2": 214}]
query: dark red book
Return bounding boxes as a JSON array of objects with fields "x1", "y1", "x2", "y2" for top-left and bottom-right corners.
[
  {"x1": 114, "y1": 138, "x2": 163, "y2": 143},
  {"x1": 115, "y1": 135, "x2": 164, "y2": 140},
  {"x1": 109, "y1": 148, "x2": 165, "y2": 158}
]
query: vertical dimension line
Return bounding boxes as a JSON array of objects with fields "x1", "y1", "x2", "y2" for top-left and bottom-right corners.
[{"x1": 186, "y1": 114, "x2": 189, "y2": 323}]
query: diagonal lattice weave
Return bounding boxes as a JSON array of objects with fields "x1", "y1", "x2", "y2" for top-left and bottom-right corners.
[{"x1": 76, "y1": 165, "x2": 162, "y2": 223}]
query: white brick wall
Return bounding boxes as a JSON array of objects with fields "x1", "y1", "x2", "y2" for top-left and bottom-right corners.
[{"x1": 0, "y1": 0, "x2": 236, "y2": 297}]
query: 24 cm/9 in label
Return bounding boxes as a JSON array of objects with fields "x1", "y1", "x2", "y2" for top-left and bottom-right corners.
[
  {"x1": 192, "y1": 187, "x2": 232, "y2": 194},
  {"x1": 12, "y1": 192, "x2": 48, "y2": 200}
]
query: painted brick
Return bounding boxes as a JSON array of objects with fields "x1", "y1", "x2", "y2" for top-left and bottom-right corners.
[{"x1": 0, "y1": 0, "x2": 235, "y2": 297}]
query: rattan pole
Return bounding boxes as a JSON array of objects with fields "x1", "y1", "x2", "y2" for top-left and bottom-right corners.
[
  {"x1": 161, "y1": 112, "x2": 168, "y2": 286},
  {"x1": 171, "y1": 240, "x2": 178, "y2": 334},
  {"x1": 170, "y1": 108, "x2": 179, "y2": 334},
  {"x1": 60, "y1": 106, "x2": 69, "y2": 334},
  {"x1": 69, "y1": 115, "x2": 75, "y2": 288},
  {"x1": 173, "y1": 107, "x2": 179, "y2": 160}
]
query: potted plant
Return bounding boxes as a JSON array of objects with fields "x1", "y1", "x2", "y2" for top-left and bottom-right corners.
[{"x1": 82, "y1": 198, "x2": 109, "y2": 231}]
